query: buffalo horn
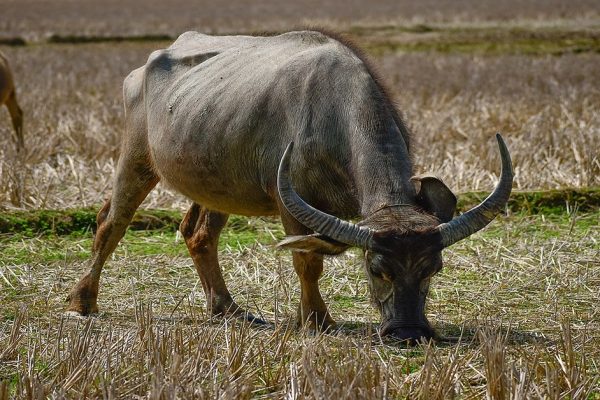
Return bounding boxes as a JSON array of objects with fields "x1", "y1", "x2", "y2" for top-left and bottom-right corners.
[
  {"x1": 277, "y1": 142, "x2": 374, "y2": 249},
  {"x1": 438, "y1": 133, "x2": 513, "y2": 248}
]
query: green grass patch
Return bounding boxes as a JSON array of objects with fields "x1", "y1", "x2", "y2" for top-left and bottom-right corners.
[
  {"x1": 0, "y1": 215, "x2": 285, "y2": 265},
  {"x1": 1, "y1": 209, "x2": 596, "y2": 267},
  {"x1": 354, "y1": 25, "x2": 600, "y2": 56},
  {"x1": 1, "y1": 188, "x2": 597, "y2": 236},
  {"x1": 458, "y1": 187, "x2": 600, "y2": 215},
  {"x1": 8, "y1": 24, "x2": 600, "y2": 56},
  {"x1": 46, "y1": 34, "x2": 173, "y2": 44},
  {"x1": 333, "y1": 294, "x2": 362, "y2": 309},
  {"x1": 475, "y1": 211, "x2": 597, "y2": 241},
  {"x1": 0, "y1": 207, "x2": 183, "y2": 236},
  {"x1": 0, "y1": 189, "x2": 596, "y2": 267},
  {"x1": 365, "y1": 36, "x2": 600, "y2": 56},
  {"x1": 0, "y1": 37, "x2": 26, "y2": 46}
]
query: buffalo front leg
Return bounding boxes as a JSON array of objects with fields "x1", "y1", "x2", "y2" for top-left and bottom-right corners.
[
  {"x1": 5, "y1": 92, "x2": 24, "y2": 151},
  {"x1": 66, "y1": 161, "x2": 158, "y2": 315},
  {"x1": 279, "y1": 208, "x2": 335, "y2": 331},
  {"x1": 180, "y1": 204, "x2": 263, "y2": 323},
  {"x1": 292, "y1": 252, "x2": 335, "y2": 331}
]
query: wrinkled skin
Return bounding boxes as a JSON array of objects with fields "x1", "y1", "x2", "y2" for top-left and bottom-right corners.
[
  {"x1": 366, "y1": 223, "x2": 444, "y2": 341},
  {"x1": 365, "y1": 240, "x2": 440, "y2": 341}
]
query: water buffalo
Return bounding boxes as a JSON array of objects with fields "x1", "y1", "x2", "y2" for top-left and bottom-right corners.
[
  {"x1": 67, "y1": 30, "x2": 513, "y2": 342},
  {"x1": 0, "y1": 50, "x2": 24, "y2": 151}
]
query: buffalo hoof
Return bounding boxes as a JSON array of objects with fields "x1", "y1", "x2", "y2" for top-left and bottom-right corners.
[
  {"x1": 297, "y1": 310, "x2": 336, "y2": 333},
  {"x1": 240, "y1": 312, "x2": 271, "y2": 327},
  {"x1": 212, "y1": 301, "x2": 270, "y2": 327},
  {"x1": 65, "y1": 297, "x2": 99, "y2": 316},
  {"x1": 65, "y1": 293, "x2": 99, "y2": 315},
  {"x1": 66, "y1": 273, "x2": 99, "y2": 315}
]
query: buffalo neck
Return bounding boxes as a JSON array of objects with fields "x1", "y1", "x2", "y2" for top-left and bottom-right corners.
[{"x1": 352, "y1": 120, "x2": 417, "y2": 218}]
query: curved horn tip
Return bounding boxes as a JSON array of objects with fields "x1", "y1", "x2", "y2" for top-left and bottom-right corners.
[
  {"x1": 280, "y1": 142, "x2": 295, "y2": 165},
  {"x1": 278, "y1": 142, "x2": 295, "y2": 181},
  {"x1": 285, "y1": 141, "x2": 294, "y2": 153},
  {"x1": 495, "y1": 133, "x2": 508, "y2": 156},
  {"x1": 495, "y1": 132, "x2": 507, "y2": 152},
  {"x1": 495, "y1": 133, "x2": 514, "y2": 175},
  {"x1": 437, "y1": 133, "x2": 514, "y2": 248}
]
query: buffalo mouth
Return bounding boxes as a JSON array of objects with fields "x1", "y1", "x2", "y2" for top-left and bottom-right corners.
[
  {"x1": 377, "y1": 292, "x2": 435, "y2": 344},
  {"x1": 380, "y1": 321, "x2": 435, "y2": 344}
]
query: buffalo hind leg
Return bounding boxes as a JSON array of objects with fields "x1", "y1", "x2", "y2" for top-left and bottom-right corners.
[
  {"x1": 180, "y1": 204, "x2": 264, "y2": 323},
  {"x1": 66, "y1": 161, "x2": 158, "y2": 315},
  {"x1": 5, "y1": 92, "x2": 23, "y2": 151},
  {"x1": 279, "y1": 207, "x2": 335, "y2": 331}
]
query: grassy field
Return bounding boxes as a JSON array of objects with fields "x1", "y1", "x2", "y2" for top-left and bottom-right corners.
[
  {"x1": 0, "y1": 207, "x2": 598, "y2": 398},
  {"x1": 1, "y1": 1, "x2": 599, "y2": 398},
  {"x1": 1, "y1": 5, "x2": 599, "y2": 211},
  {"x1": 1, "y1": 38, "x2": 598, "y2": 209}
]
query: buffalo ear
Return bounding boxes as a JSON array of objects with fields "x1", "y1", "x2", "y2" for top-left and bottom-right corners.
[
  {"x1": 411, "y1": 175, "x2": 457, "y2": 223},
  {"x1": 277, "y1": 234, "x2": 351, "y2": 255}
]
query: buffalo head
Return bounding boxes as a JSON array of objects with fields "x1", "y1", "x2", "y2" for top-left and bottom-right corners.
[{"x1": 277, "y1": 134, "x2": 513, "y2": 343}]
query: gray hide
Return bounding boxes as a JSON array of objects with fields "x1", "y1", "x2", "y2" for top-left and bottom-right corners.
[{"x1": 126, "y1": 30, "x2": 416, "y2": 218}]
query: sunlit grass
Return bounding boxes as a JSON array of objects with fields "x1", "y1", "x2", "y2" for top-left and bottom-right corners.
[
  {"x1": 1, "y1": 32, "x2": 599, "y2": 210},
  {"x1": 0, "y1": 211, "x2": 598, "y2": 397}
]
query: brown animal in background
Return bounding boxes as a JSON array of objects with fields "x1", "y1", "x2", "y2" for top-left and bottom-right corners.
[
  {"x1": 0, "y1": 50, "x2": 24, "y2": 151},
  {"x1": 66, "y1": 31, "x2": 513, "y2": 342}
]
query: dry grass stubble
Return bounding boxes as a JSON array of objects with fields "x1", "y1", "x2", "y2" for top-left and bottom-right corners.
[
  {"x1": 0, "y1": 44, "x2": 598, "y2": 210},
  {"x1": 0, "y1": 213, "x2": 598, "y2": 398},
  {"x1": 379, "y1": 52, "x2": 600, "y2": 190}
]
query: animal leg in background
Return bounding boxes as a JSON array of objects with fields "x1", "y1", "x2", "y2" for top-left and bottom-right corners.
[
  {"x1": 180, "y1": 204, "x2": 264, "y2": 322},
  {"x1": 66, "y1": 156, "x2": 158, "y2": 315},
  {"x1": 5, "y1": 91, "x2": 23, "y2": 151},
  {"x1": 279, "y1": 205, "x2": 335, "y2": 331}
]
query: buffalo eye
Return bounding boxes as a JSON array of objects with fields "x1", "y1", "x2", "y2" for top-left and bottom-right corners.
[{"x1": 367, "y1": 252, "x2": 395, "y2": 281}]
